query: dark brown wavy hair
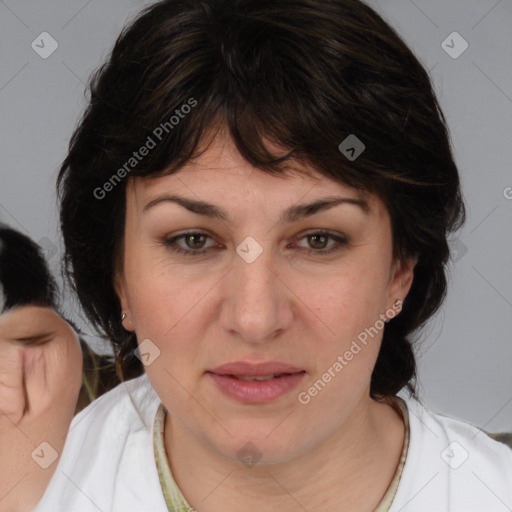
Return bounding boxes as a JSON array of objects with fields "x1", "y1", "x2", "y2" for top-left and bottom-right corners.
[{"x1": 57, "y1": 0, "x2": 465, "y2": 398}]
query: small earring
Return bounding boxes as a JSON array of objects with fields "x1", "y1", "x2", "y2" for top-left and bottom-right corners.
[
  {"x1": 121, "y1": 313, "x2": 127, "y2": 321},
  {"x1": 394, "y1": 299, "x2": 403, "y2": 309}
]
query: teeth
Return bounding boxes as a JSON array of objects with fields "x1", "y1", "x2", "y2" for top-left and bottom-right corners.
[{"x1": 236, "y1": 374, "x2": 282, "y2": 381}]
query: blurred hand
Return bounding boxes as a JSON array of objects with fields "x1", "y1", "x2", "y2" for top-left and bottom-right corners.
[{"x1": 0, "y1": 306, "x2": 83, "y2": 512}]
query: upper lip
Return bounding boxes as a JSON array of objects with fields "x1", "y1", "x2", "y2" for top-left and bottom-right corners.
[{"x1": 208, "y1": 361, "x2": 305, "y2": 377}]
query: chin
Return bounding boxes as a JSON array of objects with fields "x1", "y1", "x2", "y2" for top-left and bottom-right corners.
[{"x1": 210, "y1": 429, "x2": 303, "y2": 467}]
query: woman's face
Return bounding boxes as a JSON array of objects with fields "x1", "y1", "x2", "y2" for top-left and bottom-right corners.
[{"x1": 117, "y1": 132, "x2": 415, "y2": 464}]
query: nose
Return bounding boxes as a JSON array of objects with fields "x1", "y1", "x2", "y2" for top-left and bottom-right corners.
[{"x1": 216, "y1": 240, "x2": 293, "y2": 344}]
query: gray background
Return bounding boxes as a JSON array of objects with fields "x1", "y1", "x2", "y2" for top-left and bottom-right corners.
[{"x1": 0, "y1": 0, "x2": 511, "y2": 432}]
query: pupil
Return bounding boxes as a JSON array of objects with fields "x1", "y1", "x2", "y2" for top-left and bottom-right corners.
[
  {"x1": 310, "y1": 234, "x2": 327, "y2": 249},
  {"x1": 187, "y1": 234, "x2": 205, "y2": 249}
]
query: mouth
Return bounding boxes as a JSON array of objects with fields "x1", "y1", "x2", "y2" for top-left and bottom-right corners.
[{"x1": 206, "y1": 362, "x2": 306, "y2": 403}]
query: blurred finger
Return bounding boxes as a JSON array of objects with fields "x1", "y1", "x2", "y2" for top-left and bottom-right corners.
[{"x1": 0, "y1": 347, "x2": 26, "y2": 426}]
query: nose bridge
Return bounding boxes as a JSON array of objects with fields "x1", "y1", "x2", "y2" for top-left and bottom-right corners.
[
  {"x1": 220, "y1": 235, "x2": 289, "y2": 341},
  {"x1": 234, "y1": 235, "x2": 278, "y2": 310}
]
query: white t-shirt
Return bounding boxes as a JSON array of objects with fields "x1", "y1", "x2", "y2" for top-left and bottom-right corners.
[{"x1": 33, "y1": 372, "x2": 512, "y2": 512}]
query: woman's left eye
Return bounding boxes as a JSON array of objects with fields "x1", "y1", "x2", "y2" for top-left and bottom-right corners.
[
  {"x1": 294, "y1": 231, "x2": 348, "y2": 255},
  {"x1": 163, "y1": 230, "x2": 348, "y2": 257}
]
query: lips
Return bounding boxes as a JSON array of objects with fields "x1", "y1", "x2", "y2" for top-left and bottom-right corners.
[
  {"x1": 207, "y1": 363, "x2": 306, "y2": 403},
  {"x1": 206, "y1": 361, "x2": 306, "y2": 403},
  {"x1": 208, "y1": 361, "x2": 305, "y2": 378}
]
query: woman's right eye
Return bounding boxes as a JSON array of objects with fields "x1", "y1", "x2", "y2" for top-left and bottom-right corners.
[{"x1": 163, "y1": 231, "x2": 217, "y2": 256}]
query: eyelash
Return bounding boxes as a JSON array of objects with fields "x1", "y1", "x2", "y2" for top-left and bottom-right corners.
[{"x1": 163, "y1": 230, "x2": 348, "y2": 257}]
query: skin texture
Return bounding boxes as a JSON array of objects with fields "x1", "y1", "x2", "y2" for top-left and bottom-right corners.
[
  {"x1": 117, "y1": 132, "x2": 417, "y2": 512},
  {"x1": 0, "y1": 306, "x2": 83, "y2": 512}
]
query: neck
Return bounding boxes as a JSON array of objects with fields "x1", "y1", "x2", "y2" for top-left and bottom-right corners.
[{"x1": 164, "y1": 393, "x2": 405, "y2": 512}]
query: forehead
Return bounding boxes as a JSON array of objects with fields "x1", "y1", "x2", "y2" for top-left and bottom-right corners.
[
  {"x1": 0, "y1": 305, "x2": 70, "y2": 339},
  {"x1": 129, "y1": 133, "x2": 383, "y2": 217}
]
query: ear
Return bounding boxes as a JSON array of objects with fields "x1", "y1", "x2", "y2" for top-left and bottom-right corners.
[
  {"x1": 387, "y1": 255, "x2": 417, "y2": 309},
  {"x1": 114, "y1": 272, "x2": 135, "y2": 332}
]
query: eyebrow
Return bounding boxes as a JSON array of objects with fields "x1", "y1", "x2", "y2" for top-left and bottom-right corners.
[{"x1": 142, "y1": 194, "x2": 369, "y2": 223}]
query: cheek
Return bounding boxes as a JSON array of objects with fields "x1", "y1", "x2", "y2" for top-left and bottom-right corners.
[
  {"x1": 128, "y1": 271, "x2": 207, "y2": 340},
  {"x1": 298, "y1": 264, "x2": 391, "y2": 393},
  {"x1": 304, "y1": 265, "x2": 389, "y2": 338},
  {"x1": 123, "y1": 254, "x2": 210, "y2": 376},
  {"x1": 123, "y1": 244, "x2": 176, "y2": 328}
]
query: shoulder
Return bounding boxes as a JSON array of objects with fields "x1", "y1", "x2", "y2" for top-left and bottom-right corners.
[
  {"x1": 390, "y1": 394, "x2": 512, "y2": 512},
  {"x1": 33, "y1": 373, "x2": 168, "y2": 512}
]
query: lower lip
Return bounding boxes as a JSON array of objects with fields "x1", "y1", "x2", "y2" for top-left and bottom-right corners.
[{"x1": 207, "y1": 371, "x2": 306, "y2": 404}]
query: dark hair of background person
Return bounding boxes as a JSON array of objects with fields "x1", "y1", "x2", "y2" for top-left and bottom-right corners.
[
  {"x1": 57, "y1": 0, "x2": 466, "y2": 399},
  {"x1": 0, "y1": 224, "x2": 57, "y2": 313},
  {"x1": 0, "y1": 224, "x2": 120, "y2": 413}
]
